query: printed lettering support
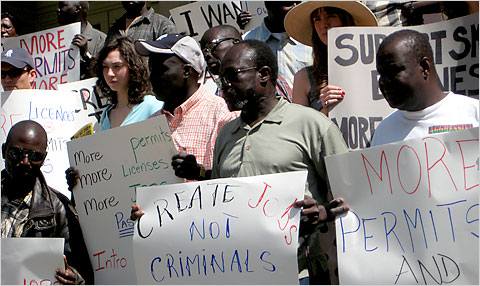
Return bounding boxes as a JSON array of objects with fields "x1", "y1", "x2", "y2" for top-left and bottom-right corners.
[{"x1": 328, "y1": 13, "x2": 479, "y2": 150}]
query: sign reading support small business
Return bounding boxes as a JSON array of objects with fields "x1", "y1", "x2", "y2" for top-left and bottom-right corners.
[
  {"x1": 133, "y1": 171, "x2": 306, "y2": 285},
  {"x1": 325, "y1": 128, "x2": 479, "y2": 284},
  {"x1": 328, "y1": 13, "x2": 479, "y2": 150}
]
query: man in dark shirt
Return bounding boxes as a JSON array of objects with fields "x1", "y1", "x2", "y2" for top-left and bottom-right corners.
[
  {"x1": 105, "y1": 1, "x2": 176, "y2": 44},
  {"x1": 1, "y1": 120, "x2": 93, "y2": 284}
]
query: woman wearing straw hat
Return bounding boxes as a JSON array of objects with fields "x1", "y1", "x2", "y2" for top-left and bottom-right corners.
[{"x1": 285, "y1": 1, "x2": 378, "y2": 116}]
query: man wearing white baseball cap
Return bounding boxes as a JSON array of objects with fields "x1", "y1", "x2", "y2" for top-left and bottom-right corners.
[
  {"x1": 1, "y1": 47, "x2": 37, "y2": 91},
  {"x1": 135, "y1": 34, "x2": 237, "y2": 176}
]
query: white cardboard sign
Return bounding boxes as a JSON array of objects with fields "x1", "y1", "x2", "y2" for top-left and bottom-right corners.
[
  {"x1": 1, "y1": 89, "x2": 97, "y2": 197},
  {"x1": 1, "y1": 238, "x2": 64, "y2": 285},
  {"x1": 1, "y1": 23, "x2": 81, "y2": 90},
  {"x1": 328, "y1": 13, "x2": 479, "y2": 150},
  {"x1": 133, "y1": 171, "x2": 306, "y2": 285},
  {"x1": 57, "y1": 77, "x2": 109, "y2": 126},
  {"x1": 170, "y1": 1, "x2": 265, "y2": 41},
  {"x1": 66, "y1": 116, "x2": 183, "y2": 284},
  {"x1": 325, "y1": 128, "x2": 479, "y2": 284}
]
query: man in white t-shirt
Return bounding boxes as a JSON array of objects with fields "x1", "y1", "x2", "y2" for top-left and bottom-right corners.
[{"x1": 371, "y1": 29, "x2": 479, "y2": 146}]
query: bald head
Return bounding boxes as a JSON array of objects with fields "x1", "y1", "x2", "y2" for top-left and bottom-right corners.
[
  {"x1": 376, "y1": 29, "x2": 444, "y2": 111},
  {"x1": 200, "y1": 25, "x2": 242, "y2": 75},
  {"x1": 57, "y1": 1, "x2": 89, "y2": 25},
  {"x1": 377, "y1": 29, "x2": 434, "y2": 68},
  {"x1": 2, "y1": 120, "x2": 47, "y2": 186},
  {"x1": 6, "y1": 120, "x2": 47, "y2": 150}
]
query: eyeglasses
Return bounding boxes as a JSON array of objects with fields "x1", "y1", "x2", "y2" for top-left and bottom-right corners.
[
  {"x1": 220, "y1": 66, "x2": 257, "y2": 86},
  {"x1": 202, "y1": 37, "x2": 236, "y2": 54},
  {"x1": 1, "y1": 68, "x2": 27, "y2": 79},
  {"x1": 7, "y1": 147, "x2": 46, "y2": 162}
]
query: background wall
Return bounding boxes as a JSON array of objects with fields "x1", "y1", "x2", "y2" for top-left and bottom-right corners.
[{"x1": 1, "y1": 1, "x2": 188, "y2": 36}]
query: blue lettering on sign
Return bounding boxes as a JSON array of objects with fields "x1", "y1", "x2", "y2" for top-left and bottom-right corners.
[
  {"x1": 28, "y1": 101, "x2": 75, "y2": 122},
  {"x1": 149, "y1": 248, "x2": 276, "y2": 282},
  {"x1": 115, "y1": 212, "x2": 134, "y2": 238},
  {"x1": 339, "y1": 199, "x2": 478, "y2": 254}
]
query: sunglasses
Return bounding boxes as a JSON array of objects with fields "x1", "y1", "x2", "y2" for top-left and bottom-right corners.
[
  {"x1": 7, "y1": 147, "x2": 46, "y2": 162},
  {"x1": 1, "y1": 68, "x2": 27, "y2": 79},
  {"x1": 220, "y1": 66, "x2": 257, "y2": 86},
  {"x1": 202, "y1": 37, "x2": 236, "y2": 54}
]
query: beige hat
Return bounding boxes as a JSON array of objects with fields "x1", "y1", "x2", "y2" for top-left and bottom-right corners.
[{"x1": 285, "y1": 1, "x2": 378, "y2": 46}]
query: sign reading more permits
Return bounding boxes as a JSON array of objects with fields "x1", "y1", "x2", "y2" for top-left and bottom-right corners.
[{"x1": 325, "y1": 128, "x2": 479, "y2": 284}]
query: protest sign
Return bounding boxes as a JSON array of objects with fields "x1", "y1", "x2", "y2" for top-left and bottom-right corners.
[
  {"x1": 325, "y1": 128, "x2": 479, "y2": 284},
  {"x1": 58, "y1": 77, "x2": 109, "y2": 126},
  {"x1": 1, "y1": 23, "x2": 81, "y2": 90},
  {"x1": 236, "y1": 1, "x2": 267, "y2": 32},
  {"x1": 169, "y1": 1, "x2": 265, "y2": 41},
  {"x1": 328, "y1": 13, "x2": 479, "y2": 150},
  {"x1": 1, "y1": 89, "x2": 97, "y2": 197},
  {"x1": 2, "y1": 238, "x2": 64, "y2": 285},
  {"x1": 67, "y1": 116, "x2": 183, "y2": 284},
  {"x1": 133, "y1": 171, "x2": 306, "y2": 285}
]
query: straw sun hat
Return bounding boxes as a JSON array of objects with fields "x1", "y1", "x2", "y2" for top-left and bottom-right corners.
[{"x1": 285, "y1": 1, "x2": 378, "y2": 46}]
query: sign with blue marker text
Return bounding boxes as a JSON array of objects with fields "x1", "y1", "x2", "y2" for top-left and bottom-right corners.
[
  {"x1": 133, "y1": 171, "x2": 306, "y2": 284},
  {"x1": 67, "y1": 116, "x2": 183, "y2": 284},
  {"x1": 1, "y1": 89, "x2": 97, "y2": 197},
  {"x1": 328, "y1": 13, "x2": 479, "y2": 150},
  {"x1": 1, "y1": 238, "x2": 64, "y2": 285},
  {"x1": 2, "y1": 23, "x2": 81, "y2": 90},
  {"x1": 325, "y1": 128, "x2": 479, "y2": 284}
]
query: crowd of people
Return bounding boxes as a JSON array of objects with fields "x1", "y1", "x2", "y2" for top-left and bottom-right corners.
[{"x1": 1, "y1": 1, "x2": 479, "y2": 285}]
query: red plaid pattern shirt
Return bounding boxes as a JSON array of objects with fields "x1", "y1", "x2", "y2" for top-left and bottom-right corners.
[{"x1": 151, "y1": 84, "x2": 238, "y2": 169}]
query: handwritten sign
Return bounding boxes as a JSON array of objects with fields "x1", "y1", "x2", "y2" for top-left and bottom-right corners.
[
  {"x1": 133, "y1": 171, "x2": 305, "y2": 284},
  {"x1": 325, "y1": 128, "x2": 479, "y2": 284},
  {"x1": 1, "y1": 89, "x2": 97, "y2": 197},
  {"x1": 240, "y1": 1, "x2": 267, "y2": 32},
  {"x1": 2, "y1": 238, "x2": 64, "y2": 285},
  {"x1": 58, "y1": 77, "x2": 109, "y2": 126},
  {"x1": 66, "y1": 116, "x2": 183, "y2": 284},
  {"x1": 328, "y1": 13, "x2": 479, "y2": 150},
  {"x1": 1, "y1": 23, "x2": 81, "y2": 90},
  {"x1": 170, "y1": 1, "x2": 247, "y2": 41}
]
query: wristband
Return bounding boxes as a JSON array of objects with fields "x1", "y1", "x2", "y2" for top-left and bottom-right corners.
[
  {"x1": 199, "y1": 166, "x2": 206, "y2": 179},
  {"x1": 84, "y1": 51, "x2": 92, "y2": 60}
]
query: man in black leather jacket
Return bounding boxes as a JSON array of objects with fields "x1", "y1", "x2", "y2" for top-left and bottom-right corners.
[{"x1": 1, "y1": 120, "x2": 93, "y2": 284}]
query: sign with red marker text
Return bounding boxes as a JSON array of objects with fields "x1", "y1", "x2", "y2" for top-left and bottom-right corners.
[
  {"x1": 1, "y1": 238, "x2": 64, "y2": 285},
  {"x1": 328, "y1": 13, "x2": 479, "y2": 150},
  {"x1": 325, "y1": 128, "x2": 479, "y2": 284},
  {"x1": 67, "y1": 116, "x2": 183, "y2": 285},
  {"x1": 1, "y1": 89, "x2": 97, "y2": 198},
  {"x1": 133, "y1": 171, "x2": 306, "y2": 284},
  {"x1": 1, "y1": 22, "x2": 80, "y2": 90}
]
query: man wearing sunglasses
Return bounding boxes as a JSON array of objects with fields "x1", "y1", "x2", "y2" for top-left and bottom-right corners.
[
  {"x1": 138, "y1": 40, "x2": 349, "y2": 284},
  {"x1": 134, "y1": 34, "x2": 237, "y2": 175},
  {"x1": 200, "y1": 25, "x2": 293, "y2": 102},
  {"x1": 1, "y1": 47, "x2": 37, "y2": 91},
  {"x1": 2, "y1": 120, "x2": 93, "y2": 284}
]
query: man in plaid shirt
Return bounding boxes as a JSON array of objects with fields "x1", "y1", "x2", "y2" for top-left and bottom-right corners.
[{"x1": 135, "y1": 34, "x2": 238, "y2": 173}]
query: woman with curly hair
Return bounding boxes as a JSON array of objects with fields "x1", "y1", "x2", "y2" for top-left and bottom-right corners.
[
  {"x1": 93, "y1": 36, "x2": 163, "y2": 130},
  {"x1": 285, "y1": 1, "x2": 377, "y2": 116}
]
